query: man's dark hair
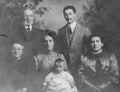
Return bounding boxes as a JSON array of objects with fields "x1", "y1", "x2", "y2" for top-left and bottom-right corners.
[{"x1": 63, "y1": 5, "x2": 76, "y2": 14}]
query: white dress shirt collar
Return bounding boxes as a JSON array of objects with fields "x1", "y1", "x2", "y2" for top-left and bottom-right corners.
[
  {"x1": 25, "y1": 25, "x2": 32, "y2": 32},
  {"x1": 69, "y1": 21, "x2": 77, "y2": 33}
]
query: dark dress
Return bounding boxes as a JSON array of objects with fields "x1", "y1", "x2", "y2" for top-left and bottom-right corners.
[
  {"x1": 5, "y1": 54, "x2": 27, "y2": 91},
  {"x1": 5, "y1": 54, "x2": 39, "y2": 92},
  {"x1": 78, "y1": 50, "x2": 119, "y2": 92}
]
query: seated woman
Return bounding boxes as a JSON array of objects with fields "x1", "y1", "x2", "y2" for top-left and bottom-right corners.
[
  {"x1": 34, "y1": 30, "x2": 68, "y2": 89},
  {"x1": 78, "y1": 34, "x2": 119, "y2": 92},
  {"x1": 6, "y1": 42, "x2": 27, "y2": 92}
]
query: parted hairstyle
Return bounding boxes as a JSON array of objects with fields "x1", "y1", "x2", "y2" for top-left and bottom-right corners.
[
  {"x1": 63, "y1": 5, "x2": 76, "y2": 14},
  {"x1": 44, "y1": 29, "x2": 57, "y2": 44}
]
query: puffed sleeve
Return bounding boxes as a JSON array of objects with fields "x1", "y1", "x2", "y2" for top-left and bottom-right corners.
[
  {"x1": 109, "y1": 53, "x2": 119, "y2": 84},
  {"x1": 110, "y1": 53, "x2": 119, "y2": 78}
]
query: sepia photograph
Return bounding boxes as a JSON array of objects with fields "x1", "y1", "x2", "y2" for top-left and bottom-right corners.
[{"x1": 0, "y1": 0, "x2": 120, "y2": 92}]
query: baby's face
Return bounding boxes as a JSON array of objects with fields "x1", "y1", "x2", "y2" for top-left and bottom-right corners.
[
  {"x1": 12, "y1": 43, "x2": 24, "y2": 60},
  {"x1": 54, "y1": 62, "x2": 64, "y2": 73}
]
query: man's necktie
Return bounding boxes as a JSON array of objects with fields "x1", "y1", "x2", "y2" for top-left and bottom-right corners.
[
  {"x1": 25, "y1": 25, "x2": 31, "y2": 40},
  {"x1": 68, "y1": 26, "x2": 72, "y2": 36},
  {"x1": 68, "y1": 26, "x2": 73, "y2": 45}
]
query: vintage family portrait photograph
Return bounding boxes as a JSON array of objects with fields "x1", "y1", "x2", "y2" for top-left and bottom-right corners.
[{"x1": 0, "y1": 0, "x2": 120, "y2": 92}]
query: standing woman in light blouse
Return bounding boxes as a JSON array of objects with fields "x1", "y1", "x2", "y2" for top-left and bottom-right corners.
[
  {"x1": 34, "y1": 30, "x2": 68, "y2": 90},
  {"x1": 78, "y1": 34, "x2": 119, "y2": 92}
]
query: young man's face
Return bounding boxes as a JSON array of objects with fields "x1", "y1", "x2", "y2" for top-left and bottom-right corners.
[
  {"x1": 24, "y1": 9, "x2": 34, "y2": 26},
  {"x1": 12, "y1": 43, "x2": 24, "y2": 59},
  {"x1": 64, "y1": 9, "x2": 76, "y2": 24},
  {"x1": 91, "y1": 37, "x2": 103, "y2": 52}
]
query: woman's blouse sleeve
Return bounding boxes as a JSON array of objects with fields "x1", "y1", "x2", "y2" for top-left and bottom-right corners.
[{"x1": 110, "y1": 53, "x2": 119, "y2": 77}]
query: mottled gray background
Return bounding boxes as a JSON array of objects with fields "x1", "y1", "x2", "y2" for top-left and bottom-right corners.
[{"x1": 0, "y1": 0, "x2": 120, "y2": 92}]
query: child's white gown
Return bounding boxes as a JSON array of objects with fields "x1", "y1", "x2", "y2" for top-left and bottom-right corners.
[{"x1": 43, "y1": 71, "x2": 78, "y2": 92}]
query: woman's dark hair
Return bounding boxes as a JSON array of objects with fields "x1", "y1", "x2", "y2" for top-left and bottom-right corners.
[
  {"x1": 44, "y1": 29, "x2": 57, "y2": 42},
  {"x1": 88, "y1": 34, "x2": 104, "y2": 44}
]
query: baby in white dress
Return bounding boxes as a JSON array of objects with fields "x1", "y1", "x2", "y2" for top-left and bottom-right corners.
[{"x1": 43, "y1": 58, "x2": 78, "y2": 92}]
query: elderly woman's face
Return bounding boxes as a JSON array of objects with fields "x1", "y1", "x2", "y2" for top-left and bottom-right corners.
[
  {"x1": 44, "y1": 35, "x2": 55, "y2": 51},
  {"x1": 12, "y1": 43, "x2": 24, "y2": 59},
  {"x1": 91, "y1": 37, "x2": 103, "y2": 52}
]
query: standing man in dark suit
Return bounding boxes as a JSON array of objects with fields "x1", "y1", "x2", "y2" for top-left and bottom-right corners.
[
  {"x1": 57, "y1": 5, "x2": 91, "y2": 74},
  {"x1": 12, "y1": 8, "x2": 44, "y2": 49},
  {"x1": 15, "y1": 9, "x2": 45, "y2": 72}
]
